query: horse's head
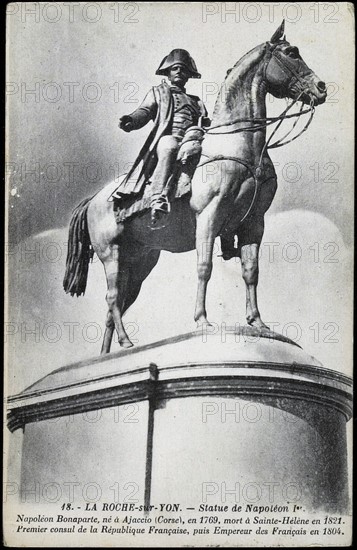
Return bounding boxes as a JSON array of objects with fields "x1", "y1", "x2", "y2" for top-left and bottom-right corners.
[{"x1": 264, "y1": 21, "x2": 327, "y2": 106}]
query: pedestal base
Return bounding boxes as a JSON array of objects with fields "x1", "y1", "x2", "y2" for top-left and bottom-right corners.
[{"x1": 7, "y1": 328, "x2": 352, "y2": 514}]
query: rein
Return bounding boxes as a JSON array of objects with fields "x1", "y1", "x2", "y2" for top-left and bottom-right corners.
[{"x1": 206, "y1": 97, "x2": 314, "y2": 143}]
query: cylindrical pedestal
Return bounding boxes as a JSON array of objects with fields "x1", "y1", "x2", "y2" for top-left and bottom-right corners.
[{"x1": 7, "y1": 328, "x2": 352, "y2": 514}]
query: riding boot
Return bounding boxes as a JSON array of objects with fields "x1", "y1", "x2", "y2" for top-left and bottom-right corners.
[
  {"x1": 180, "y1": 152, "x2": 201, "y2": 188},
  {"x1": 150, "y1": 136, "x2": 180, "y2": 226}
]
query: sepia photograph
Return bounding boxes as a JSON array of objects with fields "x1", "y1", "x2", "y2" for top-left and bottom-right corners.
[{"x1": 4, "y1": 2, "x2": 353, "y2": 546}]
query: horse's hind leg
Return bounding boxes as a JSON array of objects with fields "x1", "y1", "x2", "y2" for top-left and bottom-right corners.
[
  {"x1": 241, "y1": 243, "x2": 269, "y2": 330},
  {"x1": 239, "y1": 216, "x2": 269, "y2": 331},
  {"x1": 101, "y1": 248, "x2": 161, "y2": 354},
  {"x1": 101, "y1": 244, "x2": 133, "y2": 353}
]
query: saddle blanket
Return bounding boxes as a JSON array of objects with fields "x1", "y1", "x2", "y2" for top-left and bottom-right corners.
[{"x1": 113, "y1": 174, "x2": 191, "y2": 224}]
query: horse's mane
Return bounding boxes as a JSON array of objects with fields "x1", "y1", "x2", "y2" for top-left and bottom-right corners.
[
  {"x1": 213, "y1": 41, "x2": 287, "y2": 116},
  {"x1": 213, "y1": 43, "x2": 267, "y2": 116}
]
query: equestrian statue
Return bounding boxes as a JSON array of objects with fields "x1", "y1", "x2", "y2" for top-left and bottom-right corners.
[{"x1": 63, "y1": 22, "x2": 327, "y2": 353}]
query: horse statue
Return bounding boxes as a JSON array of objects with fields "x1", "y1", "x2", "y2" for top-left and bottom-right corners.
[{"x1": 64, "y1": 22, "x2": 327, "y2": 353}]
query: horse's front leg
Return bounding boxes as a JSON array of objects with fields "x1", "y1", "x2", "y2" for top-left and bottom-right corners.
[
  {"x1": 194, "y1": 204, "x2": 219, "y2": 327},
  {"x1": 240, "y1": 243, "x2": 269, "y2": 331}
]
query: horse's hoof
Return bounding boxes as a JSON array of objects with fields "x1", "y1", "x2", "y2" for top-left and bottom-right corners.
[
  {"x1": 196, "y1": 320, "x2": 214, "y2": 330},
  {"x1": 120, "y1": 340, "x2": 134, "y2": 349}
]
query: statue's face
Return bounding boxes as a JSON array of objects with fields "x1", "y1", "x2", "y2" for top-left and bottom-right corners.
[{"x1": 168, "y1": 64, "x2": 190, "y2": 87}]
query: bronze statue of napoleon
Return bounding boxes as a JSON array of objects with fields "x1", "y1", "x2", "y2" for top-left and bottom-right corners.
[
  {"x1": 111, "y1": 49, "x2": 210, "y2": 226},
  {"x1": 64, "y1": 23, "x2": 327, "y2": 352}
]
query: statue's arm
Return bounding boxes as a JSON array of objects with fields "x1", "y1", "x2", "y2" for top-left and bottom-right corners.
[
  {"x1": 199, "y1": 99, "x2": 211, "y2": 127},
  {"x1": 119, "y1": 88, "x2": 158, "y2": 132}
]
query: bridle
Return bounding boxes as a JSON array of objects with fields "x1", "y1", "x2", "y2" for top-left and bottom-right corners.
[
  {"x1": 206, "y1": 43, "x2": 316, "y2": 145},
  {"x1": 198, "y1": 42, "x2": 316, "y2": 225}
]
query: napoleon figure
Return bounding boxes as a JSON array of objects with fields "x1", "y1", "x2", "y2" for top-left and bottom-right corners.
[{"x1": 111, "y1": 49, "x2": 209, "y2": 225}]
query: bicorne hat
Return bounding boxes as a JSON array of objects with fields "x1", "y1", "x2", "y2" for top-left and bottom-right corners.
[{"x1": 156, "y1": 49, "x2": 201, "y2": 78}]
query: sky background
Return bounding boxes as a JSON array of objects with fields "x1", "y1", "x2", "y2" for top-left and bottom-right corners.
[{"x1": 5, "y1": 2, "x2": 354, "y2": 395}]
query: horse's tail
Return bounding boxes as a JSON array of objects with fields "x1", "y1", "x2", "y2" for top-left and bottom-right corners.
[{"x1": 63, "y1": 197, "x2": 94, "y2": 297}]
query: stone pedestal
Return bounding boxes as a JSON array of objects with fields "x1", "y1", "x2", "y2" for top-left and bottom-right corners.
[{"x1": 7, "y1": 328, "x2": 352, "y2": 513}]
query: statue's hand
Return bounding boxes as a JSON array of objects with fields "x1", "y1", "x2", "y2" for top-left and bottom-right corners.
[{"x1": 119, "y1": 115, "x2": 133, "y2": 132}]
